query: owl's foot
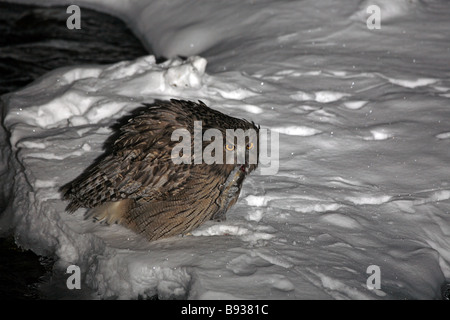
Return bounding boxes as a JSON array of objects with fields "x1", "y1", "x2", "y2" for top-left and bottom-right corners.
[
  {"x1": 181, "y1": 232, "x2": 193, "y2": 237},
  {"x1": 211, "y1": 210, "x2": 227, "y2": 222}
]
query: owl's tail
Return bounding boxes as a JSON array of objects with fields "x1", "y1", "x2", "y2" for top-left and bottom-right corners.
[{"x1": 85, "y1": 199, "x2": 134, "y2": 225}]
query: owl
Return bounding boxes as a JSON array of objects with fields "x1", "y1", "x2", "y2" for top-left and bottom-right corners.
[{"x1": 61, "y1": 99, "x2": 259, "y2": 241}]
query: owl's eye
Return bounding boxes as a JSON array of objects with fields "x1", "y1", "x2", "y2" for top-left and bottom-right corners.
[
  {"x1": 225, "y1": 144, "x2": 235, "y2": 151},
  {"x1": 246, "y1": 142, "x2": 254, "y2": 150}
]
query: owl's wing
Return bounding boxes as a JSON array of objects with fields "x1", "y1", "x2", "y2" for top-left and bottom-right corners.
[
  {"x1": 62, "y1": 148, "x2": 193, "y2": 212},
  {"x1": 62, "y1": 104, "x2": 194, "y2": 212}
]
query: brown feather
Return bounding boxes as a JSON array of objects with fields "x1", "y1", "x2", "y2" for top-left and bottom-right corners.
[{"x1": 60, "y1": 99, "x2": 259, "y2": 241}]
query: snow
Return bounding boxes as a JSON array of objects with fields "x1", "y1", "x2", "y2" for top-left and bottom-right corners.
[{"x1": 1, "y1": 0, "x2": 450, "y2": 299}]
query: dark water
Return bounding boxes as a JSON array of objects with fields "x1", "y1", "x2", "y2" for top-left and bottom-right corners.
[
  {"x1": 0, "y1": 2, "x2": 148, "y2": 95},
  {"x1": 0, "y1": 2, "x2": 148, "y2": 299}
]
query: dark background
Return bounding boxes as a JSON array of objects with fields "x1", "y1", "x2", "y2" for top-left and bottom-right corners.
[{"x1": 0, "y1": 1, "x2": 148, "y2": 299}]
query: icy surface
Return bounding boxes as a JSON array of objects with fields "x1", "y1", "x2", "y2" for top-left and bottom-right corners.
[{"x1": 2, "y1": 0, "x2": 450, "y2": 299}]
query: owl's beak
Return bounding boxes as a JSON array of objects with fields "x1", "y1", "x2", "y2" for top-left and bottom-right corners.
[{"x1": 241, "y1": 159, "x2": 253, "y2": 173}]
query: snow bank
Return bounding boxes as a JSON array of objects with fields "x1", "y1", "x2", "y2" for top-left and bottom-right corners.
[{"x1": 2, "y1": 0, "x2": 450, "y2": 299}]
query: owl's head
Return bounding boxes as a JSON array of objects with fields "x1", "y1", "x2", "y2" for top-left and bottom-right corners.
[
  {"x1": 187, "y1": 100, "x2": 259, "y2": 175},
  {"x1": 155, "y1": 99, "x2": 260, "y2": 174},
  {"x1": 221, "y1": 120, "x2": 259, "y2": 175}
]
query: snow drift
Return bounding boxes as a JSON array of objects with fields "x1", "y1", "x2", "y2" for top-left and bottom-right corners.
[{"x1": 1, "y1": 0, "x2": 450, "y2": 299}]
